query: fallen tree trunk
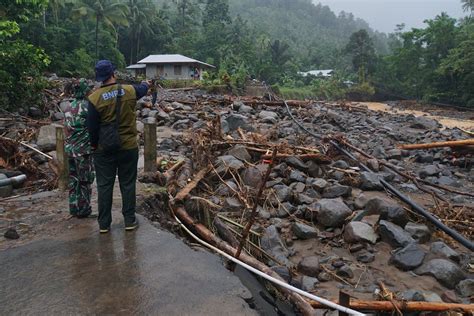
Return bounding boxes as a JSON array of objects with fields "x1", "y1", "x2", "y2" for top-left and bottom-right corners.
[
  {"x1": 309, "y1": 299, "x2": 474, "y2": 313},
  {"x1": 260, "y1": 153, "x2": 331, "y2": 163},
  {"x1": 172, "y1": 206, "x2": 316, "y2": 316},
  {"x1": 399, "y1": 139, "x2": 474, "y2": 150}
]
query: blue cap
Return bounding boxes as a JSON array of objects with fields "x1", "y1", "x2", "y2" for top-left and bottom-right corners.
[{"x1": 95, "y1": 60, "x2": 116, "y2": 82}]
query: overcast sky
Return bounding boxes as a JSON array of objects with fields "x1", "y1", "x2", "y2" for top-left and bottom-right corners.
[{"x1": 314, "y1": 0, "x2": 467, "y2": 33}]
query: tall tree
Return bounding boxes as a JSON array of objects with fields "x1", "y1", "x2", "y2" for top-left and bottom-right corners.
[
  {"x1": 345, "y1": 29, "x2": 376, "y2": 83},
  {"x1": 72, "y1": 0, "x2": 129, "y2": 59},
  {"x1": 127, "y1": 0, "x2": 155, "y2": 64}
]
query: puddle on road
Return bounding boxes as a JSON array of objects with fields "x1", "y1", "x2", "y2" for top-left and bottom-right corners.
[{"x1": 359, "y1": 102, "x2": 474, "y2": 130}]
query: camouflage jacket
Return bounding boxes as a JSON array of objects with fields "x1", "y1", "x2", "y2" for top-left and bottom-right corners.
[{"x1": 64, "y1": 98, "x2": 92, "y2": 157}]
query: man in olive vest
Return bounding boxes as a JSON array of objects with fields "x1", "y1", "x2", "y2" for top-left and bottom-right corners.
[{"x1": 87, "y1": 60, "x2": 149, "y2": 233}]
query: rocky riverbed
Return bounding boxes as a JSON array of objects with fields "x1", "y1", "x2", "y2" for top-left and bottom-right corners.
[{"x1": 1, "y1": 87, "x2": 473, "y2": 312}]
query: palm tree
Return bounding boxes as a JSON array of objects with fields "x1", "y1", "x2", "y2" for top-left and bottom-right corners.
[
  {"x1": 128, "y1": 0, "x2": 155, "y2": 64},
  {"x1": 73, "y1": 0, "x2": 129, "y2": 59}
]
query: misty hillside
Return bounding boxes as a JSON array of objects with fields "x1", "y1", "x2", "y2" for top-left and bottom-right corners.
[{"x1": 154, "y1": 0, "x2": 389, "y2": 69}]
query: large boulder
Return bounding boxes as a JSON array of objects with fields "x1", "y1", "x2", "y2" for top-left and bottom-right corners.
[
  {"x1": 415, "y1": 259, "x2": 466, "y2": 289},
  {"x1": 409, "y1": 116, "x2": 439, "y2": 130},
  {"x1": 261, "y1": 225, "x2": 291, "y2": 267},
  {"x1": 225, "y1": 114, "x2": 252, "y2": 132},
  {"x1": 378, "y1": 220, "x2": 415, "y2": 248},
  {"x1": 322, "y1": 184, "x2": 352, "y2": 198},
  {"x1": 36, "y1": 124, "x2": 59, "y2": 152},
  {"x1": 214, "y1": 155, "x2": 245, "y2": 175},
  {"x1": 430, "y1": 241, "x2": 461, "y2": 262},
  {"x1": 297, "y1": 256, "x2": 320, "y2": 277},
  {"x1": 366, "y1": 197, "x2": 408, "y2": 227},
  {"x1": 227, "y1": 145, "x2": 251, "y2": 162},
  {"x1": 390, "y1": 243, "x2": 426, "y2": 270},
  {"x1": 316, "y1": 198, "x2": 352, "y2": 228},
  {"x1": 258, "y1": 110, "x2": 279, "y2": 124},
  {"x1": 293, "y1": 222, "x2": 319, "y2": 240},
  {"x1": 344, "y1": 221, "x2": 378, "y2": 244},
  {"x1": 359, "y1": 172, "x2": 384, "y2": 191},
  {"x1": 404, "y1": 222, "x2": 431, "y2": 244},
  {"x1": 456, "y1": 279, "x2": 474, "y2": 297}
]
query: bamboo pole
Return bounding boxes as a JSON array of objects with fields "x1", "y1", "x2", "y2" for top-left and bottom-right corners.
[
  {"x1": 399, "y1": 139, "x2": 474, "y2": 150},
  {"x1": 55, "y1": 126, "x2": 68, "y2": 191},
  {"x1": 144, "y1": 122, "x2": 157, "y2": 173},
  {"x1": 309, "y1": 299, "x2": 474, "y2": 313}
]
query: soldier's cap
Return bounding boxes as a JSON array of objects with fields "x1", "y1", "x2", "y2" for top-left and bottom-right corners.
[{"x1": 95, "y1": 60, "x2": 116, "y2": 82}]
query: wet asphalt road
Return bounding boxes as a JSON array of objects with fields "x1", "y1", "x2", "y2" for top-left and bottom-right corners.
[{"x1": 0, "y1": 214, "x2": 257, "y2": 315}]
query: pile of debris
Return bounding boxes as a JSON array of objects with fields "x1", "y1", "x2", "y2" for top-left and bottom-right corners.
[{"x1": 136, "y1": 89, "x2": 473, "y2": 313}]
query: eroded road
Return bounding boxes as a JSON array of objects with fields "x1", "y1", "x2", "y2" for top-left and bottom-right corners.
[{"x1": 0, "y1": 190, "x2": 256, "y2": 315}]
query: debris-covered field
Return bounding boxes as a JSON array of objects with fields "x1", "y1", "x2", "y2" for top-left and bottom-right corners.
[
  {"x1": 1, "y1": 83, "x2": 473, "y2": 313},
  {"x1": 136, "y1": 88, "x2": 474, "y2": 310}
]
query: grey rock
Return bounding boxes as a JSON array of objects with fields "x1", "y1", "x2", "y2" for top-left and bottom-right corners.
[
  {"x1": 228, "y1": 145, "x2": 251, "y2": 162},
  {"x1": 419, "y1": 165, "x2": 440, "y2": 178},
  {"x1": 285, "y1": 157, "x2": 308, "y2": 171},
  {"x1": 157, "y1": 109, "x2": 170, "y2": 120},
  {"x1": 141, "y1": 108, "x2": 151, "y2": 117},
  {"x1": 0, "y1": 174, "x2": 13, "y2": 198},
  {"x1": 415, "y1": 259, "x2": 465, "y2": 289},
  {"x1": 28, "y1": 106, "x2": 42, "y2": 118},
  {"x1": 311, "y1": 178, "x2": 328, "y2": 191},
  {"x1": 36, "y1": 124, "x2": 58, "y2": 152},
  {"x1": 270, "y1": 266, "x2": 291, "y2": 283},
  {"x1": 293, "y1": 222, "x2": 319, "y2": 240},
  {"x1": 437, "y1": 176, "x2": 457, "y2": 187},
  {"x1": 258, "y1": 110, "x2": 278, "y2": 124},
  {"x1": 300, "y1": 276, "x2": 319, "y2": 291},
  {"x1": 456, "y1": 279, "x2": 474, "y2": 297},
  {"x1": 410, "y1": 116, "x2": 439, "y2": 130},
  {"x1": 451, "y1": 195, "x2": 465, "y2": 204},
  {"x1": 367, "y1": 158, "x2": 379, "y2": 171},
  {"x1": 241, "y1": 166, "x2": 263, "y2": 189},
  {"x1": 387, "y1": 149, "x2": 402, "y2": 160},
  {"x1": 416, "y1": 153, "x2": 434, "y2": 163},
  {"x1": 136, "y1": 121, "x2": 144, "y2": 133},
  {"x1": 226, "y1": 114, "x2": 251, "y2": 131},
  {"x1": 390, "y1": 243, "x2": 426, "y2": 270},
  {"x1": 261, "y1": 225, "x2": 291, "y2": 267},
  {"x1": 430, "y1": 241, "x2": 460, "y2": 262},
  {"x1": 290, "y1": 182, "x2": 306, "y2": 193},
  {"x1": 216, "y1": 180, "x2": 238, "y2": 196},
  {"x1": 298, "y1": 256, "x2": 320, "y2": 277},
  {"x1": 289, "y1": 170, "x2": 306, "y2": 183},
  {"x1": 337, "y1": 265, "x2": 354, "y2": 279},
  {"x1": 322, "y1": 184, "x2": 352, "y2": 198},
  {"x1": 372, "y1": 146, "x2": 386, "y2": 159},
  {"x1": 378, "y1": 220, "x2": 415, "y2": 248},
  {"x1": 333, "y1": 160, "x2": 350, "y2": 169},
  {"x1": 273, "y1": 184, "x2": 291, "y2": 202},
  {"x1": 143, "y1": 117, "x2": 156, "y2": 124},
  {"x1": 357, "y1": 251, "x2": 375, "y2": 263},
  {"x1": 404, "y1": 222, "x2": 431, "y2": 243},
  {"x1": 307, "y1": 161, "x2": 323, "y2": 177},
  {"x1": 4, "y1": 228, "x2": 19, "y2": 239},
  {"x1": 359, "y1": 172, "x2": 384, "y2": 191},
  {"x1": 344, "y1": 222, "x2": 378, "y2": 244},
  {"x1": 366, "y1": 197, "x2": 408, "y2": 227},
  {"x1": 316, "y1": 199, "x2": 352, "y2": 228},
  {"x1": 215, "y1": 155, "x2": 245, "y2": 174},
  {"x1": 238, "y1": 104, "x2": 253, "y2": 113},
  {"x1": 223, "y1": 197, "x2": 243, "y2": 212}
]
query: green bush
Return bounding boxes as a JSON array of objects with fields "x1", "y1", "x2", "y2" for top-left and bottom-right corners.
[{"x1": 0, "y1": 40, "x2": 50, "y2": 111}]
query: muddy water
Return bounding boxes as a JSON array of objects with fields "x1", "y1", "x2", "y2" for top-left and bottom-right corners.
[{"x1": 359, "y1": 102, "x2": 474, "y2": 130}]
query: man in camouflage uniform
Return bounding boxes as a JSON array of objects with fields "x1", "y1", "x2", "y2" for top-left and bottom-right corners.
[{"x1": 64, "y1": 79, "x2": 95, "y2": 218}]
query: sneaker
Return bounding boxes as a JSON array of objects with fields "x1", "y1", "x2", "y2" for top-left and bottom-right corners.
[
  {"x1": 125, "y1": 219, "x2": 139, "y2": 231},
  {"x1": 99, "y1": 227, "x2": 110, "y2": 234}
]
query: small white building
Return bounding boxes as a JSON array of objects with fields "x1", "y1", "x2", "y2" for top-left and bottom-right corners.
[
  {"x1": 127, "y1": 54, "x2": 215, "y2": 80},
  {"x1": 297, "y1": 69, "x2": 334, "y2": 78}
]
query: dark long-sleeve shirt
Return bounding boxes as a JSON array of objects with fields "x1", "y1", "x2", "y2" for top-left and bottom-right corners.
[{"x1": 86, "y1": 82, "x2": 149, "y2": 148}]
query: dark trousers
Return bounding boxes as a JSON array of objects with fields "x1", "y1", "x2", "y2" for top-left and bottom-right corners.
[
  {"x1": 151, "y1": 92, "x2": 158, "y2": 106},
  {"x1": 93, "y1": 148, "x2": 139, "y2": 229}
]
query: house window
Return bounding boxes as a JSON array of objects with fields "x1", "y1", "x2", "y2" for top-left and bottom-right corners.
[{"x1": 174, "y1": 65, "x2": 182, "y2": 76}]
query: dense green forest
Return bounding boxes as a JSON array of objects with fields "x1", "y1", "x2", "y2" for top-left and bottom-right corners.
[{"x1": 0, "y1": 0, "x2": 473, "y2": 110}]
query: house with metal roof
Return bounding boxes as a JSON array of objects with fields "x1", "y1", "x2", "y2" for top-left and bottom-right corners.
[
  {"x1": 126, "y1": 54, "x2": 215, "y2": 80},
  {"x1": 297, "y1": 69, "x2": 334, "y2": 78}
]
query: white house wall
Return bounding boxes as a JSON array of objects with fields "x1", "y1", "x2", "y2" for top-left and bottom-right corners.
[{"x1": 145, "y1": 63, "x2": 202, "y2": 80}]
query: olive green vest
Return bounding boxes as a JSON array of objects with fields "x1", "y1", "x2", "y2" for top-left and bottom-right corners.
[{"x1": 88, "y1": 83, "x2": 138, "y2": 150}]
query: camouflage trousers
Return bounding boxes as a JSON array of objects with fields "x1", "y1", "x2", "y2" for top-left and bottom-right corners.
[{"x1": 68, "y1": 154, "x2": 95, "y2": 217}]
